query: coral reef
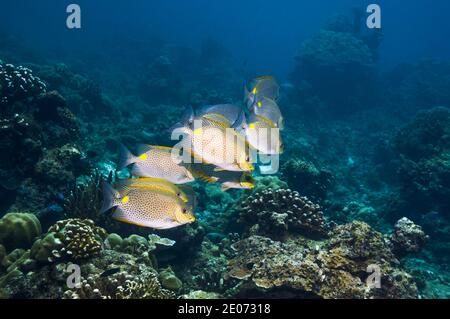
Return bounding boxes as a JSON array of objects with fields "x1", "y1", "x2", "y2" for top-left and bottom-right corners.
[
  {"x1": 0, "y1": 213, "x2": 42, "y2": 252},
  {"x1": 390, "y1": 217, "x2": 429, "y2": 256},
  {"x1": 281, "y1": 159, "x2": 333, "y2": 201},
  {"x1": 290, "y1": 29, "x2": 375, "y2": 113},
  {"x1": 31, "y1": 219, "x2": 106, "y2": 262},
  {"x1": 0, "y1": 62, "x2": 86, "y2": 216},
  {"x1": 227, "y1": 221, "x2": 419, "y2": 299},
  {"x1": 395, "y1": 106, "x2": 450, "y2": 216},
  {"x1": 238, "y1": 188, "x2": 330, "y2": 240},
  {"x1": 0, "y1": 218, "x2": 180, "y2": 299}
]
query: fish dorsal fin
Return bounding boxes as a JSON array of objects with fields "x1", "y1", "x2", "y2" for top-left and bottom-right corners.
[{"x1": 136, "y1": 144, "x2": 153, "y2": 156}]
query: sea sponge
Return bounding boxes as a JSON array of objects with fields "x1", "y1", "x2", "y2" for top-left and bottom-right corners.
[{"x1": 0, "y1": 213, "x2": 42, "y2": 252}]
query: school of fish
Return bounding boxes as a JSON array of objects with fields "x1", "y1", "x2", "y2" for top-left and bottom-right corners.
[{"x1": 101, "y1": 76, "x2": 283, "y2": 229}]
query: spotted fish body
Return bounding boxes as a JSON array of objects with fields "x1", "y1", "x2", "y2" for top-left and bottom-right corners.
[
  {"x1": 183, "y1": 116, "x2": 253, "y2": 172},
  {"x1": 237, "y1": 113, "x2": 283, "y2": 155},
  {"x1": 251, "y1": 97, "x2": 284, "y2": 130},
  {"x1": 101, "y1": 182, "x2": 195, "y2": 230},
  {"x1": 118, "y1": 144, "x2": 195, "y2": 184},
  {"x1": 117, "y1": 177, "x2": 191, "y2": 203},
  {"x1": 245, "y1": 76, "x2": 280, "y2": 108}
]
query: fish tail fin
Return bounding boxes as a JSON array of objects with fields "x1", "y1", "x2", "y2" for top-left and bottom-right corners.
[
  {"x1": 117, "y1": 143, "x2": 136, "y2": 170},
  {"x1": 221, "y1": 183, "x2": 231, "y2": 192},
  {"x1": 100, "y1": 181, "x2": 120, "y2": 214}
]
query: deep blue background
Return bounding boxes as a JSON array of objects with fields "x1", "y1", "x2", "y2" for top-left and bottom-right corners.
[{"x1": 1, "y1": 0, "x2": 450, "y2": 79}]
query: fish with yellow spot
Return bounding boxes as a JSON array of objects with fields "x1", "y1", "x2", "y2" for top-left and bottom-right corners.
[
  {"x1": 234, "y1": 112, "x2": 283, "y2": 155},
  {"x1": 185, "y1": 162, "x2": 254, "y2": 191},
  {"x1": 250, "y1": 97, "x2": 284, "y2": 130},
  {"x1": 116, "y1": 177, "x2": 193, "y2": 203},
  {"x1": 244, "y1": 76, "x2": 280, "y2": 109},
  {"x1": 118, "y1": 144, "x2": 195, "y2": 184},
  {"x1": 175, "y1": 107, "x2": 254, "y2": 172},
  {"x1": 101, "y1": 182, "x2": 195, "y2": 229}
]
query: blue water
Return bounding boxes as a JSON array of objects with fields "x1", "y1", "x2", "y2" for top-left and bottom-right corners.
[{"x1": 0, "y1": 0, "x2": 449, "y2": 299}]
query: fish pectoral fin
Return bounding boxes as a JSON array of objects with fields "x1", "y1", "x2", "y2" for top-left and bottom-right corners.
[{"x1": 213, "y1": 167, "x2": 225, "y2": 172}]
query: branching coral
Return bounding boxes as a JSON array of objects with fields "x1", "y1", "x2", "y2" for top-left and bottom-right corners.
[{"x1": 238, "y1": 188, "x2": 329, "y2": 240}]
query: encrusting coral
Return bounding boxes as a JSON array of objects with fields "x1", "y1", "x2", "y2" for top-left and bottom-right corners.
[
  {"x1": 227, "y1": 221, "x2": 420, "y2": 299},
  {"x1": 238, "y1": 188, "x2": 330, "y2": 240}
]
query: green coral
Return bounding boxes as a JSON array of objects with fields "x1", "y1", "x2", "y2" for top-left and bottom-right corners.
[
  {"x1": 0, "y1": 213, "x2": 42, "y2": 252},
  {"x1": 158, "y1": 267, "x2": 182, "y2": 291}
]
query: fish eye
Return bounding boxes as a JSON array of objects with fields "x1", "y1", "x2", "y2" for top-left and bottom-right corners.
[
  {"x1": 182, "y1": 208, "x2": 187, "y2": 214},
  {"x1": 245, "y1": 156, "x2": 250, "y2": 162}
]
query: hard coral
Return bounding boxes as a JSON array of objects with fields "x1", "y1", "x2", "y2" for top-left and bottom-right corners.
[
  {"x1": 64, "y1": 265, "x2": 174, "y2": 299},
  {"x1": 227, "y1": 221, "x2": 419, "y2": 299},
  {"x1": 0, "y1": 213, "x2": 42, "y2": 252},
  {"x1": 0, "y1": 62, "x2": 46, "y2": 108},
  {"x1": 31, "y1": 218, "x2": 106, "y2": 262},
  {"x1": 281, "y1": 159, "x2": 333, "y2": 201},
  {"x1": 390, "y1": 217, "x2": 429, "y2": 256},
  {"x1": 238, "y1": 188, "x2": 329, "y2": 240}
]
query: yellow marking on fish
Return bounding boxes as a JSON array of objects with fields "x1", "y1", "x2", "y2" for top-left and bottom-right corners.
[
  {"x1": 193, "y1": 127, "x2": 203, "y2": 135},
  {"x1": 121, "y1": 196, "x2": 129, "y2": 204},
  {"x1": 252, "y1": 87, "x2": 257, "y2": 94},
  {"x1": 249, "y1": 123, "x2": 256, "y2": 129},
  {"x1": 257, "y1": 101, "x2": 262, "y2": 108},
  {"x1": 241, "y1": 182, "x2": 254, "y2": 189},
  {"x1": 255, "y1": 114, "x2": 276, "y2": 128},
  {"x1": 202, "y1": 116, "x2": 229, "y2": 129},
  {"x1": 194, "y1": 170, "x2": 217, "y2": 183},
  {"x1": 139, "y1": 153, "x2": 148, "y2": 161},
  {"x1": 203, "y1": 113, "x2": 230, "y2": 125},
  {"x1": 113, "y1": 216, "x2": 146, "y2": 227},
  {"x1": 124, "y1": 185, "x2": 187, "y2": 202}
]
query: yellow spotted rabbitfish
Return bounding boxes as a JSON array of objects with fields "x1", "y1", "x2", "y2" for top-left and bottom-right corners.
[
  {"x1": 101, "y1": 182, "x2": 195, "y2": 229},
  {"x1": 118, "y1": 144, "x2": 195, "y2": 184},
  {"x1": 117, "y1": 177, "x2": 193, "y2": 203}
]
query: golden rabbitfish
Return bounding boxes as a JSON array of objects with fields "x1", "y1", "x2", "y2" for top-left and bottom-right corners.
[
  {"x1": 117, "y1": 177, "x2": 192, "y2": 203},
  {"x1": 118, "y1": 144, "x2": 195, "y2": 184},
  {"x1": 101, "y1": 182, "x2": 195, "y2": 229},
  {"x1": 237, "y1": 113, "x2": 283, "y2": 155},
  {"x1": 245, "y1": 76, "x2": 280, "y2": 108},
  {"x1": 181, "y1": 114, "x2": 254, "y2": 172},
  {"x1": 186, "y1": 162, "x2": 254, "y2": 191},
  {"x1": 251, "y1": 97, "x2": 284, "y2": 130}
]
